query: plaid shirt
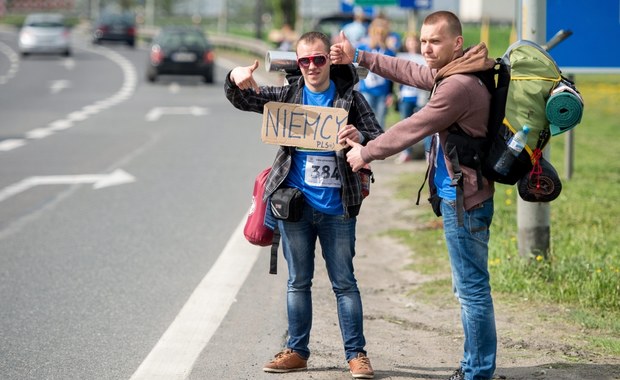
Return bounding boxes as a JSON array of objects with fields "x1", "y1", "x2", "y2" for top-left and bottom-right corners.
[{"x1": 225, "y1": 64, "x2": 383, "y2": 217}]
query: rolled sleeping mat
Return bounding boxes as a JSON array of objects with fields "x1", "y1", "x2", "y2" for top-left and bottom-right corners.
[
  {"x1": 265, "y1": 51, "x2": 298, "y2": 72},
  {"x1": 546, "y1": 83, "x2": 584, "y2": 136},
  {"x1": 518, "y1": 157, "x2": 562, "y2": 202}
]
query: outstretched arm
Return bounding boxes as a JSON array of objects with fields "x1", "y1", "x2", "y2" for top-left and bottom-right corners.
[
  {"x1": 329, "y1": 31, "x2": 356, "y2": 65},
  {"x1": 229, "y1": 60, "x2": 261, "y2": 93}
]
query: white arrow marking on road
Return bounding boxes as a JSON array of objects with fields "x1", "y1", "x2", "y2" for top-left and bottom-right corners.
[
  {"x1": 0, "y1": 169, "x2": 136, "y2": 203},
  {"x1": 50, "y1": 79, "x2": 71, "y2": 94},
  {"x1": 145, "y1": 106, "x2": 209, "y2": 122}
]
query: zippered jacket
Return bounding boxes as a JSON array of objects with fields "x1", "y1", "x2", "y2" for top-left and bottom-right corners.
[
  {"x1": 225, "y1": 63, "x2": 383, "y2": 217},
  {"x1": 356, "y1": 43, "x2": 496, "y2": 210}
]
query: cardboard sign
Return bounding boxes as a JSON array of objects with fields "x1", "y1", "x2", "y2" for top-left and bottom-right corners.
[{"x1": 261, "y1": 102, "x2": 348, "y2": 151}]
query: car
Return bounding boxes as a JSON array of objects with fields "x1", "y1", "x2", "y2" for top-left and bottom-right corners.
[
  {"x1": 18, "y1": 13, "x2": 71, "y2": 57},
  {"x1": 92, "y1": 13, "x2": 136, "y2": 47},
  {"x1": 146, "y1": 27, "x2": 215, "y2": 84}
]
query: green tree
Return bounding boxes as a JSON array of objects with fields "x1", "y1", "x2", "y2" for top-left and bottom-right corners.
[{"x1": 270, "y1": 0, "x2": 296, "y2": 29}]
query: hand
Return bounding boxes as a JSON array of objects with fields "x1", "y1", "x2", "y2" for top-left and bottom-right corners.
[
  {"x1": 329, "y1": 31, "x2": 355, "y2": 65},
  {"x1": 337, "y1": 124, "x2": 360, "y2": 147},
  {"x1": 345, "y1": 138, "x2": 366, "y2": 172},
  {"x1": 230, "y1": 60, "x2": 260, "y2": 93}
]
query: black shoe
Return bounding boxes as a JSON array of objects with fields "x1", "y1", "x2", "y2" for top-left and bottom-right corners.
[{"x1": 448, "y1": 367, "x2": 464, "y2": 380}]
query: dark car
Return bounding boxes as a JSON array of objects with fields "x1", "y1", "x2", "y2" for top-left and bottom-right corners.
[
  {"x1": 146, "y1": 27, "x2": 215, "y2": 84},
  {"x1": 92, "y1": 13, "x2": 136, "y2": 47}
]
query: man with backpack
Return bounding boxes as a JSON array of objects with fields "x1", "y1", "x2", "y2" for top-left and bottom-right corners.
[
  {"x1": 225, "y1": 31, "x2": 383, "y2": 378},
  {"x1": 330, "y1": 10, "x2": 497, "y2": 380}
]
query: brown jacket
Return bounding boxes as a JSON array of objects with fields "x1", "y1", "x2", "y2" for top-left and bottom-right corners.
[{"x1": 357, "y1": 43, "x2": 496, "y2": 210}]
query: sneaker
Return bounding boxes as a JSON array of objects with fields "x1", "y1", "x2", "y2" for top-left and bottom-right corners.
[
  {"x1": 348, "y1": 352, "x2": 374, "y2": 379},
  {"x1": 448, "y1": 367, "x2": 464, "y2": 380},
  {"x1": 262, "y1": 349, "x2": 307, "y2": 373}
]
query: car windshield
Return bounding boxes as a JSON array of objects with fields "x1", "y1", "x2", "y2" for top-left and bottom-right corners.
[
  {"x1": 158, "y1": 31, "x2": 207, "y2": 49},
  {"x1": 99, "y1": 13, "x2": 134, "y2": 25},
  {"x1": 25, "y1": 15, "x2": 64, "y2": 27}
]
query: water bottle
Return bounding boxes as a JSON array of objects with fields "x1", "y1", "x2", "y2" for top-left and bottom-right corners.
[{"x1": 493, "y1": 125, "x2": 530, "y2": 176}]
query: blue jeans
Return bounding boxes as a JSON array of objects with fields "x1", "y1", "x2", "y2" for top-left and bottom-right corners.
[
  {"x1": 362, "y1": 92, "x2": 387, "y2": 130},
  {"x1": 441, "y1": 198, "x2": 496, "y2": 380},
  {"x1": 278, "y1": 203, "x2": 366, "y2": 362}
]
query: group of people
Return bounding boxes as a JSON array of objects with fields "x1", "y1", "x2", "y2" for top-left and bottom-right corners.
[
  {"x1": 343, "y1": 10, "x2": 432, "y2": 163},
  {"x1": 225, "y1": 10, "x2": 497, "y2": 380}
]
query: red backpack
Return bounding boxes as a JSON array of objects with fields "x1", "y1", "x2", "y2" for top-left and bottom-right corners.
[{"x1": 243, "y1": 167, "x2": 280, "y2": 274}]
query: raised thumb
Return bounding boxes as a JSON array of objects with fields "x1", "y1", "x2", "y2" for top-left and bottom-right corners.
[{"x1": 250, "y1": 59, "x2": 259, "y2": 72}]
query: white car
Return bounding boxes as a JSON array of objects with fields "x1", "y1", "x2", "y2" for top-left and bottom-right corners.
[{"x1": 18, "y1": 13, "x2": 71, "y2": 57}]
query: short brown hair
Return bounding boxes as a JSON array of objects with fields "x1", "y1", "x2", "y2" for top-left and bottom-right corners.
[
  {"x1": 296, "y1": 31, "x2": 330, "y2": 54},
  {"x1": 423, "y1": 11, "x2": 462, "y2": 37}
]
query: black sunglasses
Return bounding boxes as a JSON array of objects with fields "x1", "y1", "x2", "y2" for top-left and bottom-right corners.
[{"x1": 297, "y1": 54, "x2": 328, "y2": 68}]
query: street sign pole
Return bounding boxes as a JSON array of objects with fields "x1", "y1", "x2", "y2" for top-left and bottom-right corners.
[{"x1": 517, "y1": 0, "x2": 550, "y2": 260}]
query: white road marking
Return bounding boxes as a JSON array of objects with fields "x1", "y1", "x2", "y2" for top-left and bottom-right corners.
[
  {"x1": 60, "y1": 57, "x2": 75, "y2": 70},
  {"x1": 50, "y1": 79, "x2": 71, "y2": 94},
  {"x1": 0, "y1": 139, "x2": 26, "y2": 151},
  {"x1": 25, "y1": 128, "x2": 54, "y2": 139},
  {"x1": 0, "y1": 169, "x2": 136, "y2": 203},
  {"x1": 0, "y1": 44, "x2": 137, "y2": 153},
  {"x1": 129, "y1": 217, "x2": 261, "y2": 380},
  {"x1": 168, "y1": 82, "x2": 181, "y2": 93},
  {"x1": 145, "y1": 106, "x2": 209, "y2": 122},
  {"x1": 48, "y1": 119, "x2": 73, "y2": 131},
  {"x1": 0, "y1": 41, "x2": 19, "y2": 85}
]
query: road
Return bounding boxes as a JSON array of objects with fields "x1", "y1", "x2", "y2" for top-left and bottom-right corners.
[{"x1": 0, "y1": 26, "x2": 288, "y2": 380}]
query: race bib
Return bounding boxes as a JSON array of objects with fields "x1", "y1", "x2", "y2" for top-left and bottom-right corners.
[{"x1": 304, "y1": 155, "x2": 341, "y2": 188}]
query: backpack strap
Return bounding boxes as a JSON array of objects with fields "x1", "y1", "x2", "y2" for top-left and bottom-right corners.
[
  {"x1": 416, "y1": 159, "x2": 432, "y2": 206},
  {"x1": 446, "y1": 124, "x2": 485, "y2": 191},
  {"x1": 445, "y1": 142, "x2": 465, "y2": 226},
  {"x1": 269, "y1": 225, "x2": 280, "y2": 275}
]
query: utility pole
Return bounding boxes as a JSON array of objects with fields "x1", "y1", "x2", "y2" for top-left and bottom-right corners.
[
  {"x1": 255, "y1": 0, "x2": 264, "y2": 40},
  {"x1": 218, "y1": 0, "x2": 228, "y2": 34},
  {"x1": 145, "y1": 0, "x2": 154, "y2": 27},
  {"x1": 517, "y1": 0, "x2": 550, "y2": 259}
]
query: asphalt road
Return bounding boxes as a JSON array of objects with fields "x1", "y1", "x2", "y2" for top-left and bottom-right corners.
[{"x1": 0, "y1": 26, "x2": 288, "y2": 380}]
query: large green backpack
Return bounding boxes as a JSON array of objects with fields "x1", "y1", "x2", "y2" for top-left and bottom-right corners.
[
  {"x1": 423, "y1": 40, "x2": 583, "y2": 221},
  {"x1": 482, "y1": 39, "x2": 582, "y2": 184}
]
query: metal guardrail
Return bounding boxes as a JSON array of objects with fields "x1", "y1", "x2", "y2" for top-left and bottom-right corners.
[{"x1": 210, "y1": 34, "x2": 271, "y2": 58}]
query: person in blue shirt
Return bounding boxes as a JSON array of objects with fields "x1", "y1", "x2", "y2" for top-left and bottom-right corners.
[
  {"x1": 225, "y1": 31, "x2": 383, "y2": 379},
  {"x1": 356, "y1": 17, "x2": 396, "y2": 130},
  {"x1": 342, "y1": 7, "x2": 368, "y2": 47}
]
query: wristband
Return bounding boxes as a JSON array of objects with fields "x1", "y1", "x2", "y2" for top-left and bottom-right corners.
[{"x1": 353, "y1": 49, "x2": 359, "y2": 64}]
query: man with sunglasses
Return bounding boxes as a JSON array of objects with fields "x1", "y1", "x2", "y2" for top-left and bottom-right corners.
[
  {"x1": 330, "y1": 10, "x2": 497, "y2": 380},
  {"x1": 225, "y1": 31, "x2": 383, "y2": 379}
]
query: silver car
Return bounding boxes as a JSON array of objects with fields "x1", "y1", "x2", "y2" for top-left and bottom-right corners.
[{"x1": 18, "y1": 13, "x2": 71, "y2": 57}]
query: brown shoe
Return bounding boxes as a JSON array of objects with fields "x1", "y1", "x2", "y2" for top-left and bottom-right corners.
[
  {"x1": 349, "y1": 352, "x2": 374, "y2": 379},
  {"x1": 262, "y1": 348, "x2": 307, "y2": 373}
]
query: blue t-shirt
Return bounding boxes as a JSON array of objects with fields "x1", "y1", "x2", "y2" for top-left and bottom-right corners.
[
  {"x1": 283, "y1": 81, "x2": 344, "y2": 215},
  {"x1": 434, "y1": 144, "x2": 456, "y2": 201},
  {"x1": 357, "y1": 45, "x2": 396, "y2": 96}
]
